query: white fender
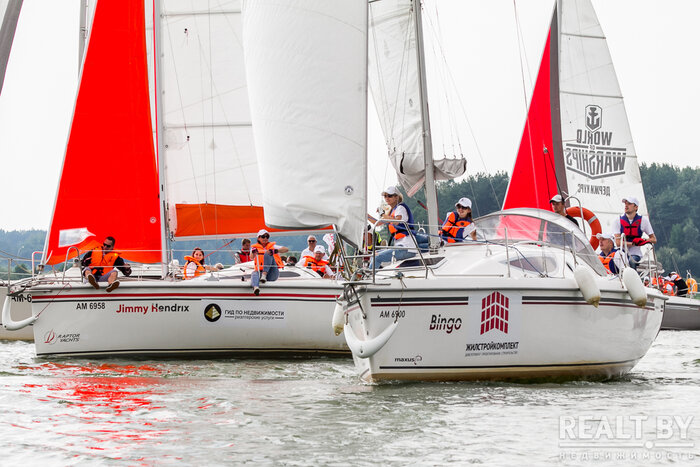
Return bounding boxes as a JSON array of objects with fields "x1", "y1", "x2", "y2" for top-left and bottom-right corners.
[
  {"x1": 2, "y1": 295, "x2": 37, "y2": 331},
  {"x1": 344, "y1": 320, "x2": 398, "y2": 359},
  {"x1": 623, "y1": 267, "x2": 647, "y2": 307},
  {"x1": 331, "y1": 300, "x2": 346, "y2": 336},
  {"x1": 574, "y1": 265, "x2": 601, "y2": 307}
]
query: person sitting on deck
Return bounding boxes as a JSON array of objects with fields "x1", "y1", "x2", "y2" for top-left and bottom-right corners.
[
  {"x1": 250, "y1": 229, "x2": 289, "y2": 296},
  {"x1": 440, "y1": 197, "x2": 477, "y2": 242},
  {"x1": 300, "y1": 245, "x2": 333, "y2": 278},
  {"x1": 81, "y1": 236, "x2": 131, "y2": 293},
  {"x1": 183, "y1": 247, "x2": 223, "y2": 279},
  {"x1": 235, "y1": 238, "x2": 252, "y2": 264},
  {"x1": 597, "y1": 233, "x2": 623, "y2": 275}
]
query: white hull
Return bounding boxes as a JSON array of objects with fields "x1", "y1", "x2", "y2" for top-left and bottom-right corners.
[
  {"x1": 346, "y1": 278, "x2": 663, "y2": 382},
  {"x1": 661, "y1": 295, "x2": 700, "y2": 330},
  {"x1": 0, "y1": 286, "x2": 33, "y2": 341},
  {"x1": 24, "y1": 269, "x2": 347, "y2": 357},
  {"x1": 342, "y1": 210, "x2": 665, "y2": 382}
]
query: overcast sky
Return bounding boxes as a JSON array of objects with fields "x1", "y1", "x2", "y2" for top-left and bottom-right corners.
[{"x1": 1, "y1": 0, "x2": 698, "y2": 231}]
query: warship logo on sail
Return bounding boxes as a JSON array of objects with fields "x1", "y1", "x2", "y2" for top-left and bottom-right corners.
[{"x1": 564, "y1": 105, "x2": 627, "y2": 180}]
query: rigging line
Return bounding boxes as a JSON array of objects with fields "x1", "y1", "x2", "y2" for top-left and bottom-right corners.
[{"x1": 424, "y1": 3, "x2": 460, "y2": 157}]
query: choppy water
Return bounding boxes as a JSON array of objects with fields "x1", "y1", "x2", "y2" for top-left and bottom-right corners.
[{"x1": 1, "y1": 331, "x2": 699, "y2": 466}]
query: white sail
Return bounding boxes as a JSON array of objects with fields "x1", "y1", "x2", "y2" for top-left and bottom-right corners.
[
  {"x1": 242, "y1": 0, "x2": 368, "y2": 247},
  {"x1": 558, "y1": 0, "x2": 646, "y2": 232},
  {"x1": 158, "y1": 1, "x2": 261, "y2": 239},
  {"x1": 367, "y1": 0, "x2": 465, "y2": 196}
]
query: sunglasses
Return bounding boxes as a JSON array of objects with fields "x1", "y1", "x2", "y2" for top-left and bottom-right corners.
[
  {"x1": 456, "y1": 205, "x2": 469, "y2": 210},
  {"x1": 103, "y1": 243, "x2": 114, "y2": 248},
  {"x1": 383, "y1": 194, "x2": 397, "y2": 198},
  {"x1": 260, "y1": 234, "x2": 269, "y2": 239},
  {"x1": 308, "y1": 240, "x2": 316, "y2": 243}
]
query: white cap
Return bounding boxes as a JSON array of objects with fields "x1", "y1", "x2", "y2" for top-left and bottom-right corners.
[
  {"x1": 257, "y1": 229, "x2": 269, "y2": 237},
  {"x1": 550, "y1": 194, "x2": 564, "y2": 203},
  {"x1": 382, "y1": 186, "x2": 399, "y2": 196},
  {"x1": 622, "y1": 196, "x2": 639, "y2": 206},
  {"x1": 455, "y1": 197, "x2": 472, "y2": 209},
  {"x1": 314, "y1": 245, "x2": 326, "y2": 254},
  {"x1": 596, "y1": 232, "x2": 615, "y2": 241}
]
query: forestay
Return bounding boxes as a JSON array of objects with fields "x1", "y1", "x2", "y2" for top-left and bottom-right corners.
[{"x1": 242, "y1": 0, "x2": 368, "y2": 247}]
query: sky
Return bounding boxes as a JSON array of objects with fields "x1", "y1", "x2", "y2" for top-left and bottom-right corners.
[{"x1": 1, "y1": 0, "x2": 699, "y2": 231}]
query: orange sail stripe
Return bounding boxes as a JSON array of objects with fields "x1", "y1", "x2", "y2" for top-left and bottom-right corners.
[
  {"x1": 174, "y1": 204, "x2": 332, "y2": 238},
  {"x1": 44, "y1": 0, "x2": 161, "y2": 265}
]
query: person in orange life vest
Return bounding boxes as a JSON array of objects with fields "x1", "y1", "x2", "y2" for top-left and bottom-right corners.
[
  {"x1": 596, "y1": 233, "x2": 622, "y2": 275},
  {"x1": 661, "y1": 276, "x2": 676, "y2": 295},
  {"x1": 183, "y1": 247, "x2": 223, "y2": 279},
  {"x1": 250, "y1": 229, "x2": 289, "y2": 295},
  {"x1": 614, "y1": 196, "x2": 656, "y2": 270},
  {"x1": 643, "y1": 277, "x2": 650, "y2": 287},
  {"x1": 440, "y1": 197, "x2": 477, "y2": 242},
  {"x1": 549, "y1": 194, "x2": 579, "y2": 227},
  {"x1": 300, "y1": 245, "x2": 333, "y2": 278},
  {"x1": 235, "y1": 238, "x2": 252, "y2": 264},
  {"x1": 81, "y1": 236, "x2": 131, "y2": 293},
  {"x1": 369, "y1": 186, "x2": 421, "y2": 270}
]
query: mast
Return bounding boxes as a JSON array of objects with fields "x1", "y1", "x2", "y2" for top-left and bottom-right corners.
[
  {"x1": 550, "y1": 0, "x2": 568, "y2": 199},
  {"x1": 78, "y1": 0, "x2": 88, "y2": 69},
  {"x1": 413, "y1": 0, "x2": 439, "y2": 247},
  {"x1": 0, "y1": 0, "x2": 23, "y2": 95},
  {"x1": 152, "y1": 0, "x2": 170, "y2": 277}
]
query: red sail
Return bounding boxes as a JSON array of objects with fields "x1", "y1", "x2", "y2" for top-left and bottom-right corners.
[
  {"x1": 44, "y1": 0, "x2": 161, "y2": 265},
  {"x1": 502, "y1": 30, "x2": 559, "y2": 211}
]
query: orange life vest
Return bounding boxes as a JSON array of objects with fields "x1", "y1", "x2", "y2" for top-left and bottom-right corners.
[
  {"x1": 663, "y1": 281, "x2": 676, "y2": 296},
  {"x1": 303, "y1": 255, "x2": 330, "y2": 276},
  {"x1": 387, "y1": 203, "x2": 414, "y2": 241},
  {"x1": 440, "y1": 211, "x2": 472, "y2": 243},
  {"x1": 598, "y1": 250, "x2": 618, "y2": 274},
  {"x1": 183, "y1": 255, "x2": 206, "y2": 279},
  {"x1": 252, "y1": 241, "x2": 284, "y2": 271},
  {"x1": 89, "y1": 248, "x2": 119, "y2": 277}
]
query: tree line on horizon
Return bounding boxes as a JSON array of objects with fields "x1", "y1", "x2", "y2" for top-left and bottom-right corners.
[{"x1": 1, "y1": 163, "x2": 698, "y2": 279}]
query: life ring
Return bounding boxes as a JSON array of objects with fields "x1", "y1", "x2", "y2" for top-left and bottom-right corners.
[
  {"x1": 687, "y1": 277, "x2": 698, "y2": 295},
  {"x1": 566, "y1": 206, "x2": 602, "y2": 250}
]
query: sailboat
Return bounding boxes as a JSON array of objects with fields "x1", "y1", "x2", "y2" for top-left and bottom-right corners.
[
  {"x1": 498, "y1": 0, "x2": 700, "y2": 331},
  {"x1": 244, "y1": 0, "x2": 665, "y2": 382},
  {"x1": 2, "y1": 0, "x2": 348, "y2": 356}
]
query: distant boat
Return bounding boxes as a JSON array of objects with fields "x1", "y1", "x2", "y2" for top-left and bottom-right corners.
[
  {"x1": 245, "y1": 0, "x2": 665, "y2": 382},
  {"x1": 2, "y1": 0, "x2": 349, "y2": 357}
]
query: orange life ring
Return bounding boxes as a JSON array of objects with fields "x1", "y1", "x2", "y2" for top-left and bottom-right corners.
[{"x1": 566, "y1": 206, "x2": 602, "y2": 250}]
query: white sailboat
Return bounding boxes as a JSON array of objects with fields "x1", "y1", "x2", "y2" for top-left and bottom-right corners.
[
  {"x1": 245, "y1": 0, "x2": 665, "y2": 382},
  {"x1": 2, "y1": 0, "x2": 350, "y2": 356}
]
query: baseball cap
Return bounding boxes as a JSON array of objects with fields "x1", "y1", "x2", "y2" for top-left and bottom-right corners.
[
  {"x1": 314, "y1": 245, "x2": 326, "y2": 254},
  {"x1": 596, "y1": 232, "x2": 615, "y2": 241},
  {"x1": 550, "y1": 194, "x2": 564, "y2": 203},
  {"x1": 257, "y1": 229, "x2": 269, "y2": 237},
  {"x1": 622, "y1": 196, "x2": 639, "y2": 206},
  {"x1": 455, "y1": 197, "x2": 472, "y2": 209},
  {"x1": 382, "y1": 186, "x2": 399, "y2": 196}
]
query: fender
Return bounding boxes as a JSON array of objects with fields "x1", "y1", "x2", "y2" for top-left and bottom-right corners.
[{"x1": 567, "y1": 206, "x2": 602, "y2": 250}]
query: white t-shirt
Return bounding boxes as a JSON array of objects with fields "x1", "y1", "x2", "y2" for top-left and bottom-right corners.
[
  {"x1": 614, "y1": 215, "x2": 654, "y2": 257},
  {"x1": 390, "y1": 204, "x2": 416, "y2": 249}
]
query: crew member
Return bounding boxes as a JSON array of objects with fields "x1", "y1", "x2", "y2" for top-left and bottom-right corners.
[
  {"x1": 81, "y1": 236, "x2": 131, "y2": 293},
  {"x1": 250, "y1": 229, "x2": 289, "y2": 295},
  {"x1": 614, "y1": 196, "x2": 656, "y2": 270},
  {"x1": 440, "y1": 197, "x2": 477, "y2": 242}
]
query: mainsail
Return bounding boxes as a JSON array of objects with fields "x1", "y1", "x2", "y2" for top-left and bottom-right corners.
[
  {"x1": 242, "y1": 0, "x2": 368, "y2": 247},
  {"x1": 504, "y1": 0, "x2": 646, "y2": 233},
  {"x1": 368, "y1": 0, "x2": 465, "y2": 197},
  {"x1": 43, "y1": 0, "x2": 161, "y2": 265},
  {"x1": 158, "y1": 1, "x2": 266, "y2": 239}
]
